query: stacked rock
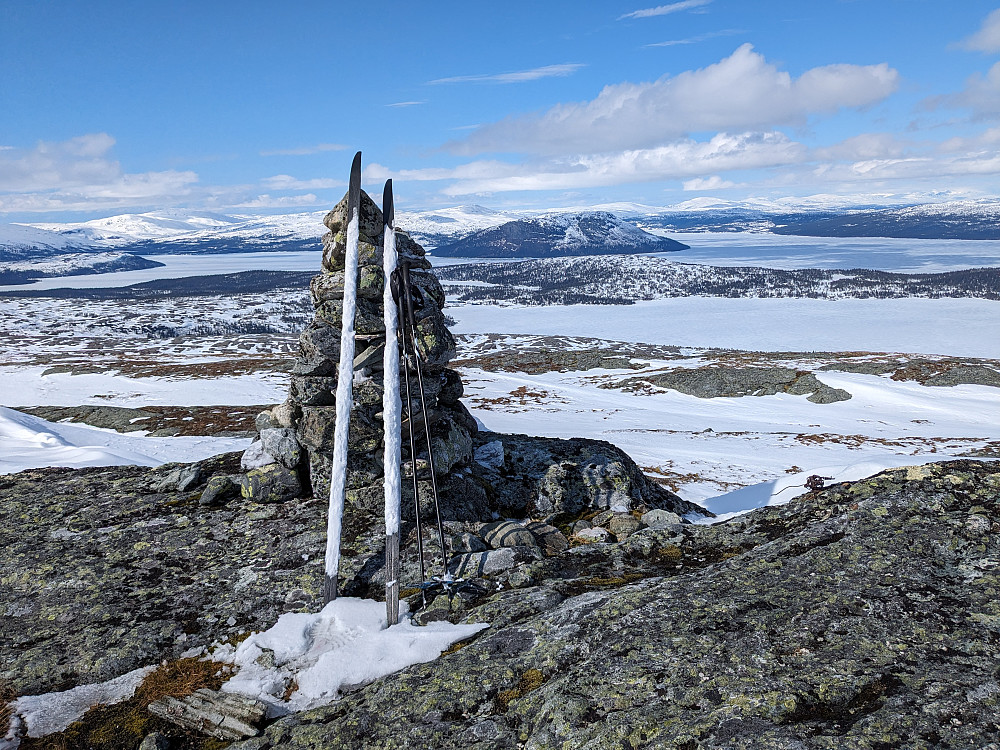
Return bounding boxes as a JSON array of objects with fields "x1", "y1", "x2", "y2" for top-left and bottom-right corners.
[{"x1": 240, "y1": 190, "x2": 478, "y2": 512}]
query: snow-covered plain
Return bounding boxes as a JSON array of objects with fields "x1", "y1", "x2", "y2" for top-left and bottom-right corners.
[
  {"x1": 448, "y1": 297, "x2": 1000, "y2": 359},
  {"x1": 0, "y1": 405, "x2": 251, "y2": 475},
  {"x1": 457, "y1": 356, "x2": 1000, "y2": 505},
  {"x1": 0, "y1": 251, "x2": 322, "y2": 292},
  {"x1": 642, "y1": 231, "x2": 1000, "y2": 273}
]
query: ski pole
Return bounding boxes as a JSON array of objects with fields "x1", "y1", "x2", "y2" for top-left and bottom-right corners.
[
  {"x1": 392, "y1": 268, "x2": 427, "y2": 588},
  {"x1": 399, "y1": 262, "x2": 451, "y2": 583}
]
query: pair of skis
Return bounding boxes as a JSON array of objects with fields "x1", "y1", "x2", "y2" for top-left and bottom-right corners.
[{"x1": 322, "y1": 152, "x2": 450, "y2": 628}]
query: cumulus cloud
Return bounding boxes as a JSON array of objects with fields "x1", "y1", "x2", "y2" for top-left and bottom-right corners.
[
  {"x1": 374, "y1": 131, "x2": 805, "y2": 195},
  {"x1": 428, "y1": 64, "x2": 585, "y2": 85},
  {"x1": 949, "y1": 62, "x2": 1000, "y2": 117},
  {"x1": 449, "y1": 45, "x2": 899, "y2": 156},
  {"x1": 261, "y1": 175, "x2": 341, "y2": 190},
  {"x1": 618, "y1": 0, "x2": 711, "y2": 21},
  {"x1": 0, "y1": 133, "x2": 198, "y2": 213},
  {"x1": 812, "y1": 133, "x2": 908, "y2": 161},
  {"x1": 960, "y1": 8, "x2": 1000, "y2": 52},
  {"x1": 259, "y1": 143, "x2": 346, "y2": 157},
  {"x1": 683, "y1": 175, "x2": 736, "y2": 190}
]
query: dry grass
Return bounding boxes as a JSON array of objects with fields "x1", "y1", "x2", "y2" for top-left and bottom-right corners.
[
  {"x1": 0, "y1": 679, "x2": 15, "y2": 733},
  {"x1": 19, "y1": 658, "x2": 230, "y2": 750}
]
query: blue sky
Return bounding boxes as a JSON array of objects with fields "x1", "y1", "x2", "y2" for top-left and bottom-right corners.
[{"x1": 2, "y1": 0, "x2": 1000, "y2": 219}]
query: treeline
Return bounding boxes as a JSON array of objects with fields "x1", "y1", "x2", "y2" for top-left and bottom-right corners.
[{"x1": 438, "y1": 257, "x2": 1000, "y2": 304}]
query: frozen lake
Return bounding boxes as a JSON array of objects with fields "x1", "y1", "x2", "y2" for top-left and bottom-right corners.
[
  {"x1": 3, "y1": 232, "x2": 1000, "y2": 292},
  {"x1": 448, "y1": 297, "x2": 1000, "y2": 359},
  {"x1": 644, "y1": 231, "x2": 1000, "y2": 273}
]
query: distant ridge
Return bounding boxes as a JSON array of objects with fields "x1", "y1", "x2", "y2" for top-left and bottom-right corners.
[
  {"x1": 774, "y1": 200, "x2": 1000, "y2": 240},
  {"x1": 430, "y1": 212, "x2": 689, "y2": 258}
]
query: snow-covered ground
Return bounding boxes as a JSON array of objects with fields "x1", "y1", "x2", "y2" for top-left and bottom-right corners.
[
  {"x1": 0, "y1": 406, "x2": 251, "y2": 475},
  {"x1": 4, "y1": 599, "x2": 486, "y2": 741},
  {"x1": 0, "y1": 251, "x2": 322, "y2": 292},
  {"x1": 448, "y1": 297, "x2": 1000, "y2": 359},
  {"x1": 642, "y1": 231, "x2": 1000, "y2": 273},
  {"x1": 458, "y1": 359, "x2": 999, "y2": 505}
]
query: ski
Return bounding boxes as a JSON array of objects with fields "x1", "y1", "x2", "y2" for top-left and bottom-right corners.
[
  {"x1": 381, "y1": 179, "x2": 403, "y2": 628},
  {"x1": 323, "y1": 150, "x2": 362, "y2": 605}
]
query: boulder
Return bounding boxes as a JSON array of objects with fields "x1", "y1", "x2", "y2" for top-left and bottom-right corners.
[{"x1": 241, "y1": 465, "x2": 301, "y2": 504}]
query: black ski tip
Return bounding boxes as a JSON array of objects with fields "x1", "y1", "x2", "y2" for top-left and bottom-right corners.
[
  {"x1": 347, "y1": 151, "x2": 362, "y2": 217},
  {"x1": 383, "y1": 179, "x2": 394, "y2": 229}
]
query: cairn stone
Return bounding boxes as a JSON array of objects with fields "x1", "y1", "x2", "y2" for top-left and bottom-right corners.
[{"x1": 239, "y1": 188, "x2": 477, "y2": 505}]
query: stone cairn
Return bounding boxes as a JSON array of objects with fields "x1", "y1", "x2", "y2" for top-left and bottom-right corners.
[{"x1": 239, "y1": 190, "x2": 477, "y2": 514}]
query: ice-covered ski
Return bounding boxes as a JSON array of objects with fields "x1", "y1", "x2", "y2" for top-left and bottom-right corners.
[
  {"x1": 324, "y1": 151, "x2": 362, "y2": 604},
  {"x1": 382, "y1": 179, "x2": 403, "y2": 627}
]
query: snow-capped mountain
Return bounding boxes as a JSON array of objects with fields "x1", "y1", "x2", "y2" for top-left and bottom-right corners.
[
  {"x1": 430, "y1": 212, "x2": 689, "y2": 258},
  {"x1": 0, "y1": 223, "x2": 95, "y2": 261},
  {"x1": 28, "y1": 209, "x2": 329, "y2": 254}
]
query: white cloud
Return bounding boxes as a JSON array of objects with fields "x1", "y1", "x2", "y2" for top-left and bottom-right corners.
[
  {"x1": 683, "y1": 175, "x2": 736, "y2": 190},
  {"x1": 374, "y1": 131, "x2": 804, "y2": 195},
  {"x1": 646, "y1": 29, "x2": 743, "y2": 47},
  {"x1": 234, "y1": 193, "x2": 322, "y2": 208},
  {"x1": 950, "y1": 62, "x2": 1000, "y2": 117},
  {"x1": 450, "y1": 45, "x2": 899, "y2": 156},
  {"x1": 812, "y1": 133, "x2": 908, "y2": 161},
  {"x1": 260, "y1": 175, "x2": 341, "y2": 190},
  {"x1": 960, "y1": 8, "x2": 1000, "y2": 52},
  {"x1": 427, "y1": 63, "x2": 585, "y2": 85},
  {"x1": 386, "y1": 101, "x2": 425, "y2": 107},
  {"x1": 259, "y1": 143, "x2": 346, "y2": 157},
  {"x1": 0, "y1": 134, "x2": 198, "y2": 213},
  {"x1": 618, "y1": 0, "x2": 711, "y2": 21}
]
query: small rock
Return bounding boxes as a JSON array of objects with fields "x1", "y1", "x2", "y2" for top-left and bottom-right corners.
[
  {"x1": 254, "y1": 410, "x2": 278, "y2": 432},
  {"x1": 241, "y1": 465, "x2": 302, "y2": 503},
  {"x1": 138, "y1": 732, "x2": 170, "y2": 750},
  {"x1": 525, "y1": 521, "x2": 569, "y2": 555},
  {"x1": 147, "y1": 688, "x2": 266, "y2": 741},
  {"x1": 641, "y1": 509, "x2": 683, "y2": 529},
  {"x1": 271, "y1": 400, "x2": 298, "y2": 429},
  {"x1": 241, "y1": 440, "x2": 276, "y2": 471},
  {"x1": 259, "y1": 427, "x2": 301, "y2": 470},
  {"x1": 473, "y1": 440, "x2": 505, "y2": 470},
  {"x1": 575, "y1": 527, "x2": 610, "y2": 544},
  {"x1": 153, "y1": 464, "x2": 202, "y2": 493},
  {"x1": 449, "y1": 546, "x2": 542, "y2": 578},
  {"x1": 480, "y1": 520, "x2": 539, "y2": 549},
  {"x1": 452, "y1": 532, "x2": 489, "y2": 553},
  {"x1": 571, "y1": 519, "x2": 592, "y2": 535},
  {"x1": 606, "y1": 513, "x2": 641, "y2": 540},
  {"x1": 591, "y1": 510, "x2": 616, "y2": 527},
  {"x1": 199, "y1": 475, "x2": 241, "y2": 506}
]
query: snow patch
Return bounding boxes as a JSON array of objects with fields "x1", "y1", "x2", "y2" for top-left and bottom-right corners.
[
  {"x1": 216, "y1": 598, "x2": 488, "y2": 716},
  {"x1": 4, "y1": 665, "x2": 155, "y2": 742}
]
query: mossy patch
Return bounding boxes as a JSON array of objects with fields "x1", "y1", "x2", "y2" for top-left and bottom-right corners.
[{"x1": 19, "y1": 658, "x2": 230, "y2": 750}]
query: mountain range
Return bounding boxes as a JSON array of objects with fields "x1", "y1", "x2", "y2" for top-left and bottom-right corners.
[{"x1": 3, "y1": 198, "x2": 1000, "y2": 272}]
